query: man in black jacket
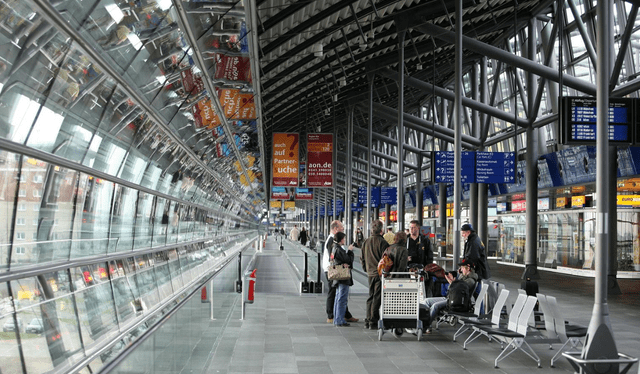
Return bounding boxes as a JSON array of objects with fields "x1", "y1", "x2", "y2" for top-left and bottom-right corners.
[
  {"x1": 461, "y1": 223, "x2": 490, "y2": 280},
  {"x1": 407, "y1": 220, "x2": 433, "y2": 266}
]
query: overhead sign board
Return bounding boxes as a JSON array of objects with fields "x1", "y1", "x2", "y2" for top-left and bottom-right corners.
[
  {"x1": 295, "y1": 188, "x2": 313, "y2": 200},
  {"x1": 380, "y1": 186, "x2": 397, "y2": 205},
  {"x1": 271, "y1": 187, "x2": 290, "y2": 200},
  {"x1": 272, "y1": 133, "x2": 299, "y2": 186},
  {"x1": 475, "y1": 152, "x2": 516, "y2": 183},
  {"x1": 560, "y1": 96, "x2": 634, "y2": 145},
  {"x1": 306, "y1": 133, "x2": 333, "y2": 187},
  {"x1": 434, "y1": 151, "x2": 475, "y2": 183}
]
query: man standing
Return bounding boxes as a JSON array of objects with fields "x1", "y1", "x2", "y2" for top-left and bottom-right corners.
[
  {"x1": 290, "y1": 224, "x2": 300, "y2": 241},
  {"x1": 323, "y1": 220, "x2": 358, "y2": 323},
  {"x1": 407, "y1": 220, "x2": 433, "y2": 266},
  {"x1": 383, "y1": 226, "x2": 395, "y2": 245},
  {"x1": 360, "y1": 219, "x2": 389, "y2": 329},
  {"x1": 461, "y1": 223, "x2": 490, "y2": 279}
]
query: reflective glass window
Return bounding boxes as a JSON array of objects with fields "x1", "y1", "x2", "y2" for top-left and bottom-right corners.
[
  {"x1": 109, "y1": 184, "x2": 136, "y2": 253},
  {"x1": 133, "y1": 192, "x2": 155, "y2": 250},
  {"x1": 71, "y1": 174, "x2": 113, "y2": 258}
]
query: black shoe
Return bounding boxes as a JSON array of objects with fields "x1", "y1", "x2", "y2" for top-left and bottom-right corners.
[
  {"x1": 337, "y1": 323, "x2": 350, "y2": 327},
  {"x1": 364, "y1": 322, "x2": 370, "y2": 329}
]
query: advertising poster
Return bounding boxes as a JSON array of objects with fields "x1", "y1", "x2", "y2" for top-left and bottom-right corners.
[
  {"x1": 307, "y1": 133, "x2": 333, "y2": 187},
  {"x1": 272, "y1": 133, "x2": 299, "y2": 186},
  {"x1": 271, "y1": 187, "x2": 290, "y2": 200},
  {"x1": 295, "y1": 188, "x2": 313, "y2": 200},
  {"x1": 284, "y1": 201, "x2": 296, "y2": 211}
]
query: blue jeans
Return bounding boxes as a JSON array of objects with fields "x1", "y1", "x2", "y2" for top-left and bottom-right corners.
[
  {"x1": 333, "y1": 283, "x2": 350, "y2": 325},
  {"x1": 424, "y1": 296, "x2": 447, "y2": 322}
]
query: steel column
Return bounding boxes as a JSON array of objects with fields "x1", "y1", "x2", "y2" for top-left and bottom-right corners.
[{"x1": 452, "y1": 0, "x2": 463, "y2": 263}]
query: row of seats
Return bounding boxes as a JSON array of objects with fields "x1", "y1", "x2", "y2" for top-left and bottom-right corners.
[{"x1": 433, "y1": 281, "x2": 589, "y2": 369}]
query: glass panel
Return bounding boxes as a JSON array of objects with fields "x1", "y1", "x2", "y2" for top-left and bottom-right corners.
[
  {"x1": 132, "y1": 254, "x2": 160, "y2": 309},
  {"x1": 133, "y1": 192, "x2": 155, "y2": 250},
  {"x1": 19, "y1": 296, "x2": 83, "y2": 372},
  {"x1": 153, "y1": 251, "x2": 173, "y2": 301},
  {"x1": 108, "y1": 184, "x2": 136, "y2": 253},
  {"x1": 71, "y1": 264, "x2": 117, "y2": 346},
  {"x1": 109, "y1": 259, "x2": 136, "y2": 325},
  {"x1": 152, "y1": 197, "x2": 168, "y2": 247},
  {"x1": 0, "y1": 151, "x2": 20, "y2": 272},
  {"x1": 72, "y1": 174, "x2": 113, "y2": 258},
  {"x1": 11, "y1": 156, "x2": 46, "y2": 269},
  {"x1": 33, "y1": 167, "x2": 79, "y2": 265},
  {"x1": 168, "y1": 248, "x2": 183, "y2": 291}
]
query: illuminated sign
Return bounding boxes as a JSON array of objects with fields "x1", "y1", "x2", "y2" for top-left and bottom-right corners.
[
  {"x1": 571, "y1": 196, "x2": 586, "y2": 208},
  {"x1": 617, "y1": 195, "x2": 640, "y2": 207},
  {"x1": 556, "y1": 197, "x2": 568, "y2": 208},
  {"x1": 511, "y1": 200, "x2": 526, "y2": 212}
]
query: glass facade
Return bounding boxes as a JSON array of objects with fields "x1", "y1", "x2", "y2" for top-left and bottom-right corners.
[{"x1": 0, "y1": 0, "x2": 263, "y2": 372}]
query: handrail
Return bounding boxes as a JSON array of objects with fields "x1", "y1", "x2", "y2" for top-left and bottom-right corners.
[{"x1": 57, "y1": 236, "x2": 258, "y2": 374}]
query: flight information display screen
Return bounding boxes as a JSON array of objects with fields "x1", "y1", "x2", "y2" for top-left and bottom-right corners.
[{"x1": 560, "y1": 96, "x2": 634, "y2": 145}]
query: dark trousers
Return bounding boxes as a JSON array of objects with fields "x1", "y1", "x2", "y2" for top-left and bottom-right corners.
[
  {"x1": 325, "y1": 272, "x2": 352, "y2": 319},
  {"x1": 366, "y1": 275, "x2": 382, "y2": 324}
]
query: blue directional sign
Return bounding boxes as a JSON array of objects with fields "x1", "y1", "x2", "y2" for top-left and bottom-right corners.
[
  {"x1": 475, "y1": 152, "x2": 516, "y2": 183},
  {"x1": 357, "y1": 186, "x2": 367, "y2": 205},
  {"x1": 319, "y1": 206, "x2": 325, "y2": 216},
  {"x1": 371, "y1": 187, "x2": 381, "y2": 207},
  {"x1": 380, "y1": 186, "x2": 397, "y2": 205},
  {"x1": 351, "y1": 202, "x2": 362, "y2": 212},
  {"x1": 357, "y1": 186, "x2": 381, "y2": 207},
  {"x1": 434, "y1": 151, "x2": 475, "y2": 183}
]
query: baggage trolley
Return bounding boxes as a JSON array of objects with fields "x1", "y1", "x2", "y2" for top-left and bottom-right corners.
[{"x1": 378, "y1": 272, "x2": 424, "y2": 341}]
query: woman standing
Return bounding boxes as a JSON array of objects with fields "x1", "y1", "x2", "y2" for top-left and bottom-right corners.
[{"x1": 331, "y1": 232, "x2": 353, "y2": 326}]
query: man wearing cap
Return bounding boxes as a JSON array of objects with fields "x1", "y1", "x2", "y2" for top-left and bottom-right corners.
[
  {"x1": 461, "y1": 223, "x2": 490, "y2": 280},
  {"x1": 420, "y1": 259, "x2": 478, "y2": 333},
  {"x1": 383, "y1": 226, "x2": 395, "y2": 245}
]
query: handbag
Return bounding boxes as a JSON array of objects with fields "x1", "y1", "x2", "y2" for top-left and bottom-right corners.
[
  {"x1": 377, "y1": 248, "x2": 393, "y2": 277},
  {"x1": 328, "y1": 246, "x2": 351, "y2": 281}
]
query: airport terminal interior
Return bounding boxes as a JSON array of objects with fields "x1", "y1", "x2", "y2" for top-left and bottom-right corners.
[{"x1": 0, "y1": 0, "x2": 639, "y2": 373}]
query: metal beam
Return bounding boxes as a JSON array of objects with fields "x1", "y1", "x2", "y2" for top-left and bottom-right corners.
[
  {"x1": 378, "y1": 68, "x2": 528, "y2": 130},
  {"x1": 415, "y1": 22, "x2": 598, "y2": 97}
]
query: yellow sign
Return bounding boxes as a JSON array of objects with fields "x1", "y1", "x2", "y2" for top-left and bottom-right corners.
[
  {"x1": 617, "y1": 195, "x2": 640, "y2": 206},
  {"x1": 571, "y1": 196, "x2": 585, "y2": 207},
  {"x1": 270, "y1": 200, "x2": 281, "y2": 209},
  {"x1": 556, "y1": 197, "x2": 567, "y2": 208},
  {"x1": 284, "y1": 201, "x2": 296, "y2": 211}
]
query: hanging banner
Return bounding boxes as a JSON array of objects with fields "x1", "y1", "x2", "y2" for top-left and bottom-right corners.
[
  {"x1": 271, "y1": 187, "x2": 290, "y2": 200},
  {"x1": 306, "y1": 133, "x2": 333, "y2": 187},
  {"x1": 295, "y1": 188, "x2": 313, "y2": 200},
  {"x1": 272, "y1": 133, "x2": 299, "y2": 186},
  {"x1": 284, "y1": 201, "x2": 296, "y2": 211}
]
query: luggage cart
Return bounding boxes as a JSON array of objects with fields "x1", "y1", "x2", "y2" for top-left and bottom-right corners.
[{"x1": 378, "y1": 272, "x2": 424, "y2": 341}]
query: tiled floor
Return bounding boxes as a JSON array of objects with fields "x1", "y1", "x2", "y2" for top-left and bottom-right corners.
[{"x1": 197, "y1": 238, "x2": 640, "y2": 374}]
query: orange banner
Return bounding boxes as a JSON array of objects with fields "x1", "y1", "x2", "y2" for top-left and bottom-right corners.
[{"x1": 272, "y1": 133, "x2": 299, "y2": 186}]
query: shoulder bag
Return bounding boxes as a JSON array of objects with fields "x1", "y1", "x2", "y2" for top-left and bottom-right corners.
[{"x1": 328, "y1": 245, "x2": 351, "y2": 281}]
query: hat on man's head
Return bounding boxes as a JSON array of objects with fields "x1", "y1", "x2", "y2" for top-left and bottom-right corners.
[
  {"x1": 334, "y1": 232, "x2": 346, "y2": 243},
  {"x1": 458, "y1": 258, "x2": 473, "y2": 267},
  {"x1": 461, "y1": 223, "x2": 474, "y2": 232}
]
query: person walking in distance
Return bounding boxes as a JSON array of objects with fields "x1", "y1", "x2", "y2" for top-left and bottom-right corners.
[
  {"x1": 359, "y1": 219, "x2": 389, "y2": 329},
  {"x1": 323, "y1": 220, "x2": 358, "y2": 323}
]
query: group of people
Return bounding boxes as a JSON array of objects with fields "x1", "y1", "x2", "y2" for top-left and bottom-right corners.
[
  {"x1": 289, "y1": 225, "x2": 309, "y2": 246},
  {"x1": 321, "y1": 218, "x2": 490, "y2": 332}
]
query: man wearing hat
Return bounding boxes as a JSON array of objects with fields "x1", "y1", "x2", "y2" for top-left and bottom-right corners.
[
  {"x1": 420, "y1": 259, "x2": 478, "y2": 333},
  {"x1": 460, "y1": 223, "x2": 490, "y2": 279}
]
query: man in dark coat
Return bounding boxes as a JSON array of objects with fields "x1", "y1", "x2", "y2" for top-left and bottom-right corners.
[
  {"x1": 461, "y1": 223, "x2": 490, "y2": 280},
  {"x1": 359, "y1": 219, "x2": 389, "y2": 329},
  {"x1": 407, "y1": 220, "x2": 433, "y2": 266}
]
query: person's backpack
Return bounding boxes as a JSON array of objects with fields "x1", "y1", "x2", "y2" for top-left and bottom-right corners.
[{"x1": 446, "y1": 280, "x2": 471, "y2": 312}]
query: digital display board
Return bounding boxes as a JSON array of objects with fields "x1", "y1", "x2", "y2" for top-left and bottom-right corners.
[{"x1": 560, "y1": 96, "x2": 634, "y2": 145}]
